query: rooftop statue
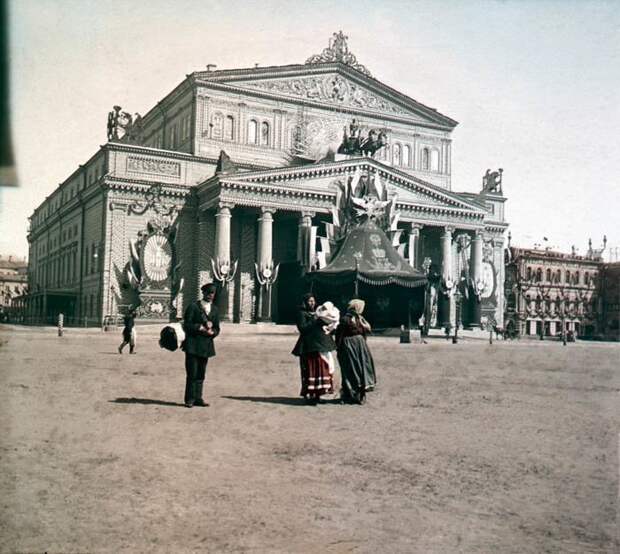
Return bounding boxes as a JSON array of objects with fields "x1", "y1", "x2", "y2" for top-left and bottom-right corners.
[
  {"x1": 338, "y1": 119, "x2": 388, "y2": 158},
  {"x1": 482, "y1": 168, "x2": 503, "y2": 194},
  {"x1": 107, "y1": 106, "x2": 143, "y2": 144},
  {"x1": 305, "y1": 31, "x2": 372, "y2": 77}
]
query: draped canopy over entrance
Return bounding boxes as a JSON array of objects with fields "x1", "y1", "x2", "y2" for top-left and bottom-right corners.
[
  {"x1": 308, "y1": 219, "x2": 427, "y2": 288},
  {"x1": 307, "y1": 220, "x2": 427, "y2": 328}
]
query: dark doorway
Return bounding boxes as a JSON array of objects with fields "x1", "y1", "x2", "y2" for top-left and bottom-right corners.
[{"x1": 275, "y1": 262, "x2": 306, "y2": 324}]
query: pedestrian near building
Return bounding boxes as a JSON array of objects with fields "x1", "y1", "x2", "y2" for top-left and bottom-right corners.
[
  {"x1": 181, "y1": 283, "x2": 220, "y2": 408},
  {"x1": 118, "y1": 309, "x2": 137, "y2": 354},
  {"x1": 291, "y1": 293, "x2": 337, "y2": 405},
  {"x1": 335, "y1": 299, "x2": 376, "y2": 404}
]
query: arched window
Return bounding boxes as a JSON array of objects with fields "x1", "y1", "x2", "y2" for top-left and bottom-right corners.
[
  {"x1": 565, "y1": 270, "x2": 571, "y2": 283},
  {"x1": 430, "y1": 149, "x2": 440, "y2": 171},
  {"x1": 556, "y1": 269, "x2": 562, "y2": 283},
  {"x1": 403, "y1": 145, "x2": 411, "y2": 167},
  {"x1": 584, "y1": 272, "x2": 589, "y2": 285},
  {"x1": 546, "y1": 268, "x2": 551, "y2": 282},
  {"x1": 225, "y1": 116, "x2": 235, "y2": 141},
  {"x1": 574, "y1": 271, "x2": 580, "y2": 285},
  {"x1": 261, "y1": 122, "x2": 270, "y2": 146},
  {"x1": 248, "y1": 120, "x2": 258, "y2": 144},
  {"x1": 536, "y1": 268, "x2": 542, "y2": 282},
  {"x1": 527, "y1": 267, "x2": 532, "y2": 280},
  {"x1": 393, "y1": 143, "x2": 401, "y2": 166}
]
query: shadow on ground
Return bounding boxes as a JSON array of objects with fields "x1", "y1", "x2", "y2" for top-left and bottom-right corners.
[
  {"x1": 110, "y1": 397, "x2": 186, "y2": 407},
  {"x1": 221, "y1": 395, "x2": 342, "y2": 406}
]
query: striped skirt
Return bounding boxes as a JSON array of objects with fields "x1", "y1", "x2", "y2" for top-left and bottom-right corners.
[{"x1": 299, "y1": 352, "x2": 334, "y2": 398}]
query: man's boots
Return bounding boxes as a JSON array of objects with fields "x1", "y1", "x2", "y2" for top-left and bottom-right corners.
[{"x1": 194, "y1": 381, "x2": 208, "y2": 406}]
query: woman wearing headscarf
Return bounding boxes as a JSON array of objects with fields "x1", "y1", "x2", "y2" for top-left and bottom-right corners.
[
  {"x1": 291, "y1": 293, "x2": 337, "y2": 405},
  {"x1": 335, "y1": 299, "x2": 376, "y2": 404}
]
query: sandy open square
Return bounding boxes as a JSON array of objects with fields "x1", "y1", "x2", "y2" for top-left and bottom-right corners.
[{"x1": 1, "y1": 324, "x2": 618, "y2": 553}]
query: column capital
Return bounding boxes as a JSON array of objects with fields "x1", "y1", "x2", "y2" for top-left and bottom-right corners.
[
  {"x1": 410, "y1": 222, "x2": 424, "y2": 233},
  {"x1": 300, "y1": 210, "x2": 316, "y2": 219},
  {"x1": 473, "y1": 229, "x2": 484, "y2": 239},
  {"x1": 216, "y1": 201, "x2": 235, "y2": 214},
  {"x1": 443, "y1": 225, "x2": 456, "y2": 235},
  {"x1": 260, "y1": 206, "x2": 277, "y2": 217}
]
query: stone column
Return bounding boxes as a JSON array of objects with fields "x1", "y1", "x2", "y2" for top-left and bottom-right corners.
[
  {"x1": 439, "y1": 226, "x2": 454, "y2": 328},
  {"x1": 214, "y1": 202, "x2": 234, "y2": 321},
  {"x1": 256, "y1": 207, "x2": 276, "y2": 322},
  {"x1": 470, "y1": 230, "x2": 484, "y2": 328},
  {"x1": 214, "y1": 203, "x2": 233, "y2": 263},
  {"x1": 408, "y1": 223, "x2": 422, "y2": 268},
  {"x1": 297, "y1": 211, "x2": 315, "y2": 271}
]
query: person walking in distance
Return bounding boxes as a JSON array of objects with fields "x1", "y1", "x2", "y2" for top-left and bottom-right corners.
[
  {"x1": 118, "y1": 308, "x2": 137, "y2": 354},
  {"x1": 181, "y1": 283, "x2": 220, "y2": 408}
]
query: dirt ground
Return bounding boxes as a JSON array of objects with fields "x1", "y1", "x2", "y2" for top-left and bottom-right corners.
[{"x1": 0, "y1": 323, "x2": 618, "y2": 554}]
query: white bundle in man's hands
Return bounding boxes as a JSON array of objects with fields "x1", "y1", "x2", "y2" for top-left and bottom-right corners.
[{"x1": 315, "y1": 301, "x2": 340, "y2": 334}]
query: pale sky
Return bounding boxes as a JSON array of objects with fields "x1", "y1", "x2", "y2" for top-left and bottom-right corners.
[{"x1": 1, "y1": 0, "x2": 619, "y2": 260}]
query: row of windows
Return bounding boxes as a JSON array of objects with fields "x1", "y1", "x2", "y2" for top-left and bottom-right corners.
[
  {"x1": 525, "y1": 267, "x2": 596, "y2": 286},
  {"x1": 385, "y1": 144, "x2": 441, "y2": 171},
  {"x1": 209, "y1": 113, "x2": 272, "y2": 147},
  {"x1": 32, "y1": 243, "x2": 100, "y2": 289},
  {"x1": 525, "y1": 297, "x2": 593, "y2": 314},
  {"x1": 36, "y1": 224, "x2": 80, "y2": 256},
  {"x1": 32, "y1": 163, "x2": 104, "y2": 229}
]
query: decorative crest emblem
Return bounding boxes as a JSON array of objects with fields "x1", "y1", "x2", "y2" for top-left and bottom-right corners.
[{"x1": 305, "y1": 31, "x2": 371, "y2": 77}]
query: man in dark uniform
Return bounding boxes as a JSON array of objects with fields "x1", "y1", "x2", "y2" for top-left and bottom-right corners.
[
  {"x1": 118, "y1": 308, "x2": 137, "y2": 354},
  {"x1": 182, "y1": 283, "x2": 220, "y2": 408}
]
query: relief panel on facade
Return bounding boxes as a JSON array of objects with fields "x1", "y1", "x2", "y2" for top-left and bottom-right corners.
[{"x1": 234, "y1": 74, "x2": 424, "y2": 120}]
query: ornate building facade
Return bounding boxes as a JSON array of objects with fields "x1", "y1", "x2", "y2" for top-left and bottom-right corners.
[
  {"x1": 504, "y1": 237, "x2": 606, "y2": 338},
  {"x1": 0, "y1": 255, "x2": 28, "y2": 321},
  {"x1": 25, "y1": 32, "x2": 508, "y2": 327}
]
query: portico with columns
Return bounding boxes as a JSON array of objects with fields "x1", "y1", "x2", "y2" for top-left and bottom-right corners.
[{"x1": 191, "y1": 156, "x2": 507, "y2": 327}]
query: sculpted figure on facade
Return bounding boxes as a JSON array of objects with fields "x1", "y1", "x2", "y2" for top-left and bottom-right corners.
[
  {"x1": 338, "y1": 119, "x2": 388, "y2": 158},
  {"x1": 482, "y1": 168, "x2": 503, "y2": 194},
  {"x1": 305, "y1": 31, "x2": 372, "y2": 77},
  {"x1": 107, "y1": 105, "x2": 143, "y2": 143}
]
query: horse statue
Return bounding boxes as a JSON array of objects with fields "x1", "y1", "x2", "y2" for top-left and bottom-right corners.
[{"x1": 360, "y1": 130, "x2": 387, "y2": 157}]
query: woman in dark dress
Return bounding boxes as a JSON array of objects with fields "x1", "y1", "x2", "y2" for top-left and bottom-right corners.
[
  {"x1": 292, "y1": 293, "x2": 337, "y2": 405},
  {"x1": 335, "y1": 299, "x2": 376, "y2": 404}
]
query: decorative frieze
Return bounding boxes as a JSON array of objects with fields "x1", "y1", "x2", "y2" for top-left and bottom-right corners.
[
  {"x1": 238, "y1": 74, "x2": 411, "y2": 117},
  {"x1": 126, "y1": 156, "x2": 181, "y2": 178}
]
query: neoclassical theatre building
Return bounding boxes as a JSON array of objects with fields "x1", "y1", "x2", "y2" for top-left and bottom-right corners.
[{"x1": 26, "y1": 32, "x2": 508, "y2": 327}]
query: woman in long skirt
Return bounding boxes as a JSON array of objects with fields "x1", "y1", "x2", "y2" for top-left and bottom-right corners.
[
  {"x1": 291, "y1": 293, "x2": 337, "y2": 405},
  {"x1": 335, "y1": 299, "x2": 376, "y2": 404}
]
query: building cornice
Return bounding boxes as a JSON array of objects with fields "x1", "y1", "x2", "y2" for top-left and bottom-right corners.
[{"x1": 208, "y1": 157, "x2": 486, "y2": 215}]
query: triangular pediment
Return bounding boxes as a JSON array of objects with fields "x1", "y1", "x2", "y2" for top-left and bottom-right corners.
[
  {"x1": 217, "y1": 158, "x2": 486, "y2": 215},
  {"x1": 234, "y1": 72, "x2": 430, "y2": 122},
  {"x1": 195, "y1": 64, "x2": 456, "y2": 128}
]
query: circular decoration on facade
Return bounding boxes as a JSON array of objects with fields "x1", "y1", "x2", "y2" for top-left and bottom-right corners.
[
  {"x1": 143, "y1": 234, "x2": 172, "y2": 282},
  {"x1": 481, "y1": 261, "x2": 496, "y2": 299}
]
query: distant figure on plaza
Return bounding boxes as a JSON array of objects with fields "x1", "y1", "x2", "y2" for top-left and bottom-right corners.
[
  {"x1": 291, "y1": 293, "x2": 337, "y2": 405},
  {"x1": 181, "y1": 283, "x2": 220, "y2": 408},
  {"x1": 335, "y1": 299, "x2": 376, "y2": 404},
  {"x1": 118, "y1": 308, "x2": 137, "y2": 354}
]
